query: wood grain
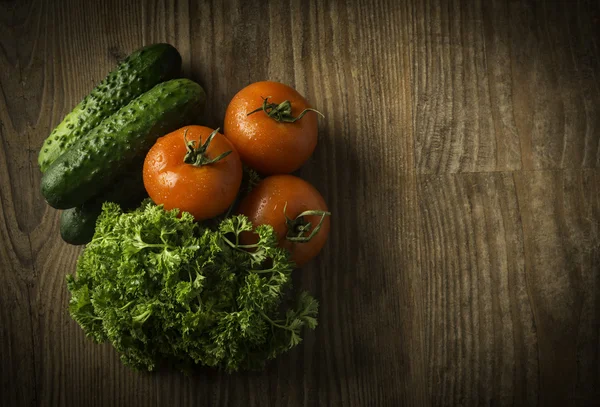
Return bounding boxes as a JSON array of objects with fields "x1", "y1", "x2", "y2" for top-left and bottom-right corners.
[
  {"x1": 514, "y1": 170, "x2": 600, "y2": 406},
  {"x1": 0, "y1": 0, "x2": 599, "y2": 406},
  {"x1": 418, "y1": 171, "x2": 599, "y2": 405},
  {"x1": 412, "y1": 0, "x2": 600, "y2": 173},
  {"x1": 418, "y1": 173, "x2": 537, "y2": 405}
]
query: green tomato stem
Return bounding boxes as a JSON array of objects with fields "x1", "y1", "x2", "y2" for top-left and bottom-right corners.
[
  {"x1": 283, "y1": 202, "x2": 331, "y2": 243},
  {"x1": 246, "y1": 97, "x2": 324, "y2": 123},
  {"x1": 183, "y1": 127, "x2": 232, "y2": 167}
]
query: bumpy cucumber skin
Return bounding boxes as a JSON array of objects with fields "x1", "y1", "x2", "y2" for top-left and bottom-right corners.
[
  {"x1": 41, "y1": 78, "x2": 206, "y2": 209},
  {"x1": 38, "y1": 43, "x2": 182, "y2": 172},
  {"x1": 60, "y1": 163, "x2": 146, "y2": 245}
]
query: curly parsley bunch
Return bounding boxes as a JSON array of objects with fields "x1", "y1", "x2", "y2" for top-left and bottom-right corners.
[{"x1": 66, "y1": 201, "x2": 318, "y2": 372}]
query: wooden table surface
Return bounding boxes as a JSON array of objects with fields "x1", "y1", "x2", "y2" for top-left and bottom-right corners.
[{"x1": 1, "y1": 0, "x2": 599, "y2": 406}]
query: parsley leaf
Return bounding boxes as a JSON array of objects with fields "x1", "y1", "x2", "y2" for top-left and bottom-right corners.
[{"x1": 66, "y1": 200, "x2": 318, "y2": 372}]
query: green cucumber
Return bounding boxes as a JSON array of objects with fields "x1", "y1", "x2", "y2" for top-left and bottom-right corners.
[
  {"x1": 60, "y1": 206, "x2": 99, "y2": 246},
  {"x1": 41, "y1": 78, "x2": 206, "y2": 209},
  {"x1": 60, "y1": 163, "x2": 147, "y2": 245},
  {"x1": 38, "y1": 43, "x2": 182, "y2": 172}
]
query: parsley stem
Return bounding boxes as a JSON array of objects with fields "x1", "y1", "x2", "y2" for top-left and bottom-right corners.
[
  {"x1": 140, "y1": 242, "x2": 171, "y2": 249},
  {"x1": 250, "y1": 268, "x2": 277, "y2": 274},
  {"x1": 222, "y1": 236, "x2": 258, "y2": 250},
  {"x1": 236, "y1": 243, "x2": 259, "y2": 249},
  {"x1": 259, "y1": 310, "x2": 290, "y2": 331},
  {"x1": 118, "y1": 300, "x2": 135, "y2": 311}
]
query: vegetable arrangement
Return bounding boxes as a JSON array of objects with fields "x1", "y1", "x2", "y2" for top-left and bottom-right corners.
[{"x1": 39, "y1": 44, "x2": 330, "y2": 373}]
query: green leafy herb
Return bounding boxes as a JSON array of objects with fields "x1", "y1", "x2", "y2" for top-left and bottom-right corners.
[{"x1": 66, "y1": 200, "x2": 318, "y2": 372}]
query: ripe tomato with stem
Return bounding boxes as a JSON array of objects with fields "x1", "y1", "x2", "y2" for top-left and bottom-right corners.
[
  {"x1": 237, "y1": 174, "x2": 331, "y2": 267},
  {"x1": 224, "y1": 81, "x2": 323, "y2": 175},
  {"x1": 143, "y1": 125, "x2": 243, "y2": 221}
]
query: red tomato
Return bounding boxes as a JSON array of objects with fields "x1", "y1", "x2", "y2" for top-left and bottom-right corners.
[
  {"x1": 237, "y1": 175, "x2": 330, "y2": 267},
  {"x1": 223, "y1": 81, "x2": 322, "y2": 175},
  {"x1": 143, "y1": 125, "x2": 243, "y2": 220}
]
